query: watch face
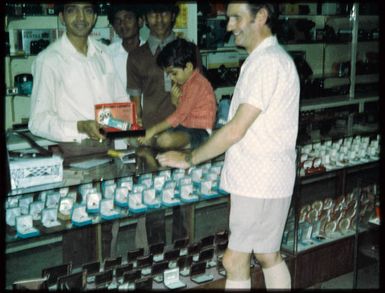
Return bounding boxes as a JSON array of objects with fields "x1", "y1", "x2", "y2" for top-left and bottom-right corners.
[
  {"x1": 337, "y1": 218, "x2": 351, "y2": 234},
  {"x1": 312, "y1": 200, "x2": 323, "y2": 211},
  {"x1": 345, "y1": 205, "x2": 356, "y2": 219},
  {"x1": 59, "y1": 198, "x2": 74, "y2": 215},
  {"x1": 324, "y1": 220, "x2": 337, "y2": 236},
  {"x1": 299, "y1": 204, "x2": 311, "y2": 223},
  {"x1": 323, "y1": 198, "x2": 334, "y2": 210},
  {"x1": 345, "y1": 192, "x2": 355, "y2": 203},
  {"x1": 306, "y1": 209, "x2": 319, "y2": 224}
]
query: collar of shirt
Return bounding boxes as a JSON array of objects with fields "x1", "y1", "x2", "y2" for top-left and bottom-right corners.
[
  {"x1": 242, "y1": 35, "x2": 277, "y2": 70},
  {"x1": 147, "y1": 32, "x2": 176, "y2": 55},
  {"x1": 249, "y1": 35, "x2": 277, "y2": 58},
  {"x1": 61, "y1": 32, "x2": 98, "y2": 58},
  {"x1": 181, "y1": 69, "x2": 200, "y2": 92},
  {"x1": 109, "y1": 38, "x2": 146, "y2": 55}
]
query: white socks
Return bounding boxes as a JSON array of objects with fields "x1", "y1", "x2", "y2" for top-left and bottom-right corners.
[
  {"x1": 262, "y1": 261, "x2": 291, "y2": 289},
  {"x1": 225, "y1": 278, "x2": 251, "y2": 290}
]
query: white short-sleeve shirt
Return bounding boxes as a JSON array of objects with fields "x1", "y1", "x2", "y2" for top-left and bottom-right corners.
[
  {"x1": 220, "y1": 36, "x2": 300, "y2": 199},
  {"x1": 28, "y1": 33, "x2": 128, "y2": 142},
  {"x1": 106, "y1": 38, "x2": 145, "y2": 89}
]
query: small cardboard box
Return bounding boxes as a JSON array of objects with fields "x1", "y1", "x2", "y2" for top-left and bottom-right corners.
[{"x1": 95, "y1": 102, "x2": 136, "y2": 132}]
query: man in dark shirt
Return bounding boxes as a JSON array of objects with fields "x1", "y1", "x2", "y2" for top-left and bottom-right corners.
[
  {"x1": 127, "y1": 3, "x2": 179, "y2": 129},
  {"x1": 127, "y1": 3, "x2": 188, "y2": 247}
]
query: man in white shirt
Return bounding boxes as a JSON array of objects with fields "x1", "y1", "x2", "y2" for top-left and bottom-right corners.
[
  {"x1": 28, "y1": 2, "x2": 127, "y2": 143},
  {"x1": 157, "y1": 1, "x2": 300, "y2": 290},
  {"x1": 105, "y1": 4, "x2": 145, "y2": 258},
  {"x1": 106, "y1": 4, "x2": 145, "y2": 89},
  {"x1": 28, "y1": 2, "x2": 128, "y2": 266}
]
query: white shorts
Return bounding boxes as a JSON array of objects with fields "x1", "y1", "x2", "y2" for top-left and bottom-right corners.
[{"x1": 228, "y1": 194, "x2": 292, "y2": 253}]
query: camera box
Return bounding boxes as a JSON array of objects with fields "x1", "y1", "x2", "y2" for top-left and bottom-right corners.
[{"x1": 95, "y1": 102, "x2": 136, "y2": 132}]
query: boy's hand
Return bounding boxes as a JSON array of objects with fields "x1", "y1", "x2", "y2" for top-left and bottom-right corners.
[
  {"x1": 171, "y1": 84, "x2": 182, "y2": 106},
  {"x1": 138, "y1": 128, "x2": 155, "y2": 146}
]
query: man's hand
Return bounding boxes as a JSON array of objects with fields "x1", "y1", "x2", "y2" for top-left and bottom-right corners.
[
  {"x1": 156, "y1": 151, "x2": 190, "y2": 169},
  {"x1": 170, "y1": 83, "x2": 182, "y2": 106},
  {"x1": 77, "y1": 120, "x2": 105, "y2": 141}
]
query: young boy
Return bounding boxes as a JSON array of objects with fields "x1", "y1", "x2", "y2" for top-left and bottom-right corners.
[{"x1": 138, "y1": 38, "x2": 217, "y2": 149}]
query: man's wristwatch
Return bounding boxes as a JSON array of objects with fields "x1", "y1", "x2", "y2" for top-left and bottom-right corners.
[{"x1": 185, "y1": 151, "x2": 194, "y2": 166}]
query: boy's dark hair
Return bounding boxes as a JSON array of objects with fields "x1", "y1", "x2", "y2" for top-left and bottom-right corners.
[
  {"x1": 141, "y1": 2, "x2": 180, "y2": 16},
  {"x1": 107, "y1": 4, "x2": 143, "y2": 25},
  {"x1": 56, "y1": 2, "x2": 97, "y2": 14},
  {"x1": 157, "y1": 38, "x2": 197, "y2": 69}
]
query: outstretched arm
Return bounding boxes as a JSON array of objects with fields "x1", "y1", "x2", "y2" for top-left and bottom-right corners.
[{"x1": 157, "y1": 103, "x2": 261, "y2": 168}]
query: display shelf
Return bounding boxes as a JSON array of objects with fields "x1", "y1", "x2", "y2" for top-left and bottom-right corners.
[
  {"x1": 299, "y1": 95, "x2": 378, "y2": 112},
  {"x1": 5, "y1": 140, "x2": 229, "y2": 244}
]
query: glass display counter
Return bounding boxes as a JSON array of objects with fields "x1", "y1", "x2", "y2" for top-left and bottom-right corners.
[
  {"x1": 5, "y1": 130, "x2": 380, "y2": 289},
  {"x1": 5, "y1": 133, "x2": 231, "y2": 289}
]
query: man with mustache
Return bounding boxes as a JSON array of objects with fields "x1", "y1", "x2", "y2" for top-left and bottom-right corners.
[
  {"x1": 29, "y1": 2, "x2": 127, "y2": 143},
  {"x1": 28, "y1": 2, "x2": 128, "y2": 265}
]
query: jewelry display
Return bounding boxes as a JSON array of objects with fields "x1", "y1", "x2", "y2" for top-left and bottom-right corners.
[
  {"x1": 100, "y1": 199, "x2": 120, "y2": 220},
  {"x1": 161, "y1": 187, "x2": 181, "y2": 207},
  {"x1": 6, "y1": 196, "x2": 20, "y2": 209},
  {"x1": 114, "y1": 186, "x2": 129, "y2": 208},
  {"x1": 71, "y1": 204, "x2": 92, "y2": 227},
  {"x1": 101, "y1": 180, "x2": 116, "y2": 200},
  {"x1": 86, "y1": 191, "x2": 102, "y2": 213},
  {"x1": 179, "y1": 183, "x2": 199, "y2": 203},
  {"x1": 58, "y1": 197, "x2": 74, "y2": 220},
  {"x1": 138, "y1": 173, "x2": 153, "y2": 189},
  {"x1": 45, "y1": 192, "x2": 61, "y2": 209},
  {"x1": 299, "y1": 135, "x2": 381, "y2": 174},
  {"x1": 153, "y1": 175, "x2": 166, "y2": 192},
  {"x1": 41, "y1": 207, "x2": 61, "y2": 228},
  {"x1": 143, "y1": 188, "x2": 161, "y2": 208},
  {"x1": 29, "y1": 201, "x2": 44, "y2": 221},
  {"x1": 6, "y1": 207, "x2": 21, "y2": 227},
  {"x1": 117, "y1": 176, "x2": 133, "y2": 191},
  {"x1": 16, "y1": 214, "x2": 40, "y2": 238},
  {"x1": 199, "y1": 179, "x2": 219, "y2": 199},
  {"x1": 19, "y1": 195, "x2": 34, "y2": 215},
  {"x1": 128, "y1": 191, "x2": 147, "y2": 213}
]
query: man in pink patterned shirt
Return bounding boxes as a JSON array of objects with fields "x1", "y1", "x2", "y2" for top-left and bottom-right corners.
[
  {"x1": 157, "y1": 2, "x2": 300, "y2": 289},
  {"x1": 138, "y1": 38, "x2": 217, "y2": 149}
]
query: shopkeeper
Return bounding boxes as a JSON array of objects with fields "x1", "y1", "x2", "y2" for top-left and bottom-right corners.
[
  {"x1": 28, "y1": 2, "x2": 127, "y2": 146},
  {"x1": 28, "y1": 1, "x2": 128, "y2": 265}
]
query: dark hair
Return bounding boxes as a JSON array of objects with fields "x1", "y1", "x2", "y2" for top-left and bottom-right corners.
[
  {"x1": 245, "y1": 1, "x2": 279, "y2": 34},
  {"x1": 157, "y1": 38, "x2": 197, "y2": 69},
  {"x1": 107, "y1": 4, "x2": 143, "y2": 25},
  {"x1": 56, "y1": 2, "x2": 97, "y2": 14},
  {"x1": 141, "y1": 2, "x2": 180, "y2": 16}
]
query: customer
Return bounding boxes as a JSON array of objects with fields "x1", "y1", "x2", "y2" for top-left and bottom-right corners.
[
  {"x1": 106, "y1": 4, "x2": 144, "y2": 88},
  {"x1": 126, "y1": 2, "x2": 190, "y2": 247},
  {"x1": 29, "y1": 3, "x2": 127, "y2": 143},
  {"x1": 28, "y1": 2, "x2": 128, "y2": 265},
  {"x1": 157, "y1": 1, "x2": 300, "y2": 290},
  {"x1": 138, "y1": 38, "x2": 217, "y2": 150}
]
